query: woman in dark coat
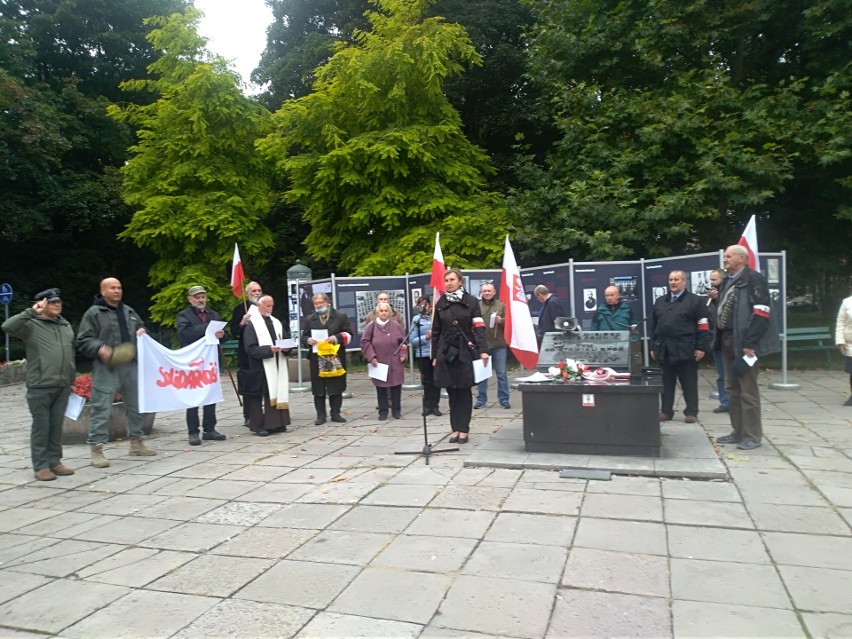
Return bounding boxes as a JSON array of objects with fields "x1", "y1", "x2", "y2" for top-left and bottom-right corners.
[
  {"x1": 361, "y1": 302, "x2": 408, "y2": 420},
  {"x1": 431, "y1": 268, "x2": 488, "y2": 443},
  {"x1": 301, "y1": 292, "x2": 353, "y2": 425},
  {"x1": 410, "y1": 296, "x2": 441, "y2": 416}
]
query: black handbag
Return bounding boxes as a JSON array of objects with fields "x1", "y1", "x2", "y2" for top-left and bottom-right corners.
[{"x1": 237, "y1": 368, "x2": 264, "y2": 396}]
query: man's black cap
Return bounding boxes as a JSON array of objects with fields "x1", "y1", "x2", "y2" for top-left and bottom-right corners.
[{"x1": 34, "y1": 288, "x2": 61, "y2": 302}]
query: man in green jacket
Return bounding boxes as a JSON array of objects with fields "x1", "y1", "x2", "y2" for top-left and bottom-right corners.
[
  {"x1": 77, "y1": 277, "x2": 156, "y2": 467},
  {"x1": 2, "y1": 288, "x2": 76, "y2": 481}
]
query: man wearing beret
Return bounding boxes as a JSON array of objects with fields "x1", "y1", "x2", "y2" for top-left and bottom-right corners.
[
  {"x1": 2, "y1": 288, "x2": 76, "y2": 480},
  {"x1": 77, "y1": 277, "x2": 156, "y2": 467},
  {"x1": 177, "y1": 285, "x2": 227, "y2": 446}
]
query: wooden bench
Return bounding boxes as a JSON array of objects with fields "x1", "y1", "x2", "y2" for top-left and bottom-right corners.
[
  {"x1": 786, "y1": 327, "x2": 834, "y2": 367},
  {"x1": 220, "y1": 339, "x2": 240, "y2": 363}
]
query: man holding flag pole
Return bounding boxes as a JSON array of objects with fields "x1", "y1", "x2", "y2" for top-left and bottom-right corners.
[{"x1": 229, "y1": 244, "x2": 264, "y2": 426}]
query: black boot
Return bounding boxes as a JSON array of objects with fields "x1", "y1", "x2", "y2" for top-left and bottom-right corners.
[
  {"x1": 329, "y1": 394, "x2": 346, "y2": 422},
  {"x1": 314, "y1": 395, "x2": 327, "y2": 425}
]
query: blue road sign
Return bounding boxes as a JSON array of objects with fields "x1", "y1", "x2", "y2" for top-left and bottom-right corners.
[{"x1": 0, "y1": 283, "x2": 12, "y2": 305}]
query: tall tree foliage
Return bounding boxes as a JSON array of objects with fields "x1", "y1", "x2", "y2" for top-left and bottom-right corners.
[
  {"x1": 258, "y1": 0, "x2": 508, "y2": 275},
  {"x1": 0, "y1": 0, "x2": 189, "y2": 323},
  {"x1": 254, "y1": 0, "x2": 370, "y2": 108},
  {"x1": 513, "y1": 0, "x2": 850, "y2": 275},
  {"x1": 109, "y1": 10, "x2": 274, "y2": 324}
]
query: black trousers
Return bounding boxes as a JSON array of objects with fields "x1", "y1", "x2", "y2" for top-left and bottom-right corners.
[
  {"x1": 418, "y1": 357, "x2": 440, "y2": 410},
  {"x1": 660, "y1": 359, "x2": 699, "y2": 417},
  {"x1": 376, "y1": 385, "x2": 402, "y2": 415},
  {"x1": 446, "y1": 387, "x2": 473, "y2": 433},
  {"x1": 186, "y1": 404, "x2": 217, "y2": 434},
  {"x1": 314, "y1": 394, "x2": 343, "y2": 418}
]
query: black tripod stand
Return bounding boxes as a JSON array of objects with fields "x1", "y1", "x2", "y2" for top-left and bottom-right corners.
[{"x1": 394, "y1": 312, "x2": 458, "y2": 465}]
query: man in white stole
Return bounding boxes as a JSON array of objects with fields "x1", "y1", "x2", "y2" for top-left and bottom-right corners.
[{"x1": 243, "y1": 295, "x2": 291, "y2": 436}]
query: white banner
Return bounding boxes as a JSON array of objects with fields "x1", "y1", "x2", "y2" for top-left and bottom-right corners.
[{"x1": 137, "y1": 333, "x2": 224, "y2": 413}]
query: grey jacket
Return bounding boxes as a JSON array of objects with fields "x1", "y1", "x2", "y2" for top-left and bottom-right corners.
[
  {"x1": 2, "y1": 308, "x2": 75, "y2": 388},
  {"x1": 77, "y1": 298, "x2": 145, "y2": 358},
  {"x1": 714, "y1": 267, "x2": 780, "y2": 357}
]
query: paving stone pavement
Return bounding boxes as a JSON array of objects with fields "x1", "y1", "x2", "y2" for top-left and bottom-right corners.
[{"x1": 0, "y1": 369, "x2": 850, "y2": 638}]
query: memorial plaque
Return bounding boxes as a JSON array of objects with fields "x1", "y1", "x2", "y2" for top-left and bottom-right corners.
[{"x1": 537, "y1": 330, "x2": 630, "y2": 371}]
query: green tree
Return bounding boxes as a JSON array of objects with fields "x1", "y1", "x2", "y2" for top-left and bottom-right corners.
[
  {"x1": 253, "y1": 0, "x2": 371, "y2": 109},
  {"x1": 258, "y1": 0, "x2": 508, "y2": 275},
  {"x1": 109, "y1": 10, "x2": 274, "y2": 325},
  {"x1": 0, "y1": 0, "x2": 189, "y2": 324},
  {"x1": 513, "y1": 0, "x2": 850, "y2": 274}
]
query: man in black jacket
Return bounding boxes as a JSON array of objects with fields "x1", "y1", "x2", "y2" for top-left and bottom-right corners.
[
  {"x1": 177, "y1": 285, "x2": 226, "y2": 446},
  {"x1": 231, "y1": 280, "x2": 263, "y2": 426},
  {"x1": 714, "y1": 245, "x2": 780, "y2": 450},
  {"x1": 534, "y1": 285, "x2": 565, "y2": 344},
  {"x1": 649, "y1": 271, "x2": 712, "y2": 423}
]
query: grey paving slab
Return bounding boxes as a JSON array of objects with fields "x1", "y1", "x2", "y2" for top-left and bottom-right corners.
[
  {"x1": 76, "y1": 548, "x2": 195, "y2": 587},
  {"x1": 172, "y1": 599, "x2": 316, "y2": 639},
  {"x1": 800, "y1": 612, "x2": 852, "y2": 639},
  {"x1": 762, "y1": 531, "x2": 852, "y2": 570},
  {"x1": 580, "y1": 492, "x2": 664, "y2": 522},
  {"x1": 296, "y1": 480, "x2": 383, "y2": 505},
  {"x1": 661, "y1": 478, "x2": 741, "y2": 501},
  {"x1": 329, "y1": 566, "x2": 451, "y2": 624},
  {"x1": 501, "y1": 487, "x2": 582, "y2": 515},
  {"x1": 584, "y1": 475, "x2": 662, "y2": 496},
  {"x1": 463, "y1": 540, "x2": 567, "y2": 583},
  {"x1": 70, "y1": 515, "x2": 179, "y2": 544},
  {"x1": 211, "y1": 526, "x2": 317, "y2": 558},
  {"x1": 138, "y1": 521, "x2": 246, "y2": 552},
  {"x1": 234, "y1": 559, "x2": 360, "y2": 608},
  {"x1": 258, "y1": 502, "x2": 350, "y2": 528},
  {"x1": 0, "y1": 578, "x2": 129, "y2": 634},
  {"x1": 194, "y1": 501, "x2": 282, "y2": 526},
  {"x1": 328, "y1": 504, "x2": 420, "y2": 533},
  {"x1": 61, "y1": 589, "x2": 218, "y2": 638},
  {"x1": 433, "y1": 575, "x2": 555, "y2": 637},
  {"x1": 0, "y1": 570, "x2": 51, "y2": 605},
  {"x1": 671, "y1": 558, "x2": 792, "y2": 608},
  {"x1": 0, "y1": 506, "x2": 64, "y2": 532},
  {"x1": 484, "y1": 512, "x2": 576, "y2": 546},
  {"x1": 297, "y1": 611, "x2": 421, "y2": 639},
  {"x1": 12, "y1": 510, "x2": 117, "y2": 539},
  {"x1": 134, "y1": 495, "x2": 226, "y2": 521},
  {"x1": 548, "y1": 589, "x2": 671, "y2": 639},
  {"x1": 664, "y1": 498, "x2": 755, "y2": 528},
  {"x1": 563, "y1": 547, "x2": 670, "y2": 598},
  {"x1": 373, "y1": 534, "x2": 477, "y2": 573},
  {"x1": 2, "y1": 538, "x2": 124, "y2": 577},
  {"x1": 358, "y1": 483, "x2": 442, "y2": 507},
  {"x1": 235, "y1": 481, "x2": 315, "y2": 504},
  {"x1": 288, "y1": 529, "x2": 393, "y2": 565},
  {"x1": 404, "y1": 507, "x2": 495, "y2": 538},
  {"x1": 778, "y1": 565, "x2": 852, "y2": 613},
  {"x1": 146, "y1": 554, "x2": 274, "y2": 597},
  {"x1": 672, "y1": 600, "x2": 805, "y2": 638},
  {"x1": 668, "y1": 525, "x2": 771, "y2": 563},
  {"x1": 574, "y1": 517, "x2": 667, "y2": 556},
  {"x1": 745, "y1": 502, "x2": 851, "y2": 534}
]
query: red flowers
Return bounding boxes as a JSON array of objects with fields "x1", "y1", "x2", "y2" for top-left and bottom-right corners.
[{"x1": 72, "y1": 374, "x2": 121, "y2": 402}]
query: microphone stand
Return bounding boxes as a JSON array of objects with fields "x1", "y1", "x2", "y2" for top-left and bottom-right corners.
[{"x1": 395, "y1": 311, "x2": 458, "y2": 465}]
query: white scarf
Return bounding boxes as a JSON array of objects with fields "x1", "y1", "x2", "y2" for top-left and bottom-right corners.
[
  {"x1": 249, "y1": 312, "x2": 289, "y2": 409},
  {"x1": 376, "y1": 318, "x2": 389, "y2": 327}
]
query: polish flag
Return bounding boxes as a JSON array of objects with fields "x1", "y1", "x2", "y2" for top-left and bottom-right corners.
[
  {"x1": 430, "y1": 232, "x2": 446, "y2": 296},
  {"x1": 231, "y1": 243, "x2": 246, "y2": 298},
  {"x1": 737, "y1": 215, "x2": 760, "y2": 272},
  {"x1": 499, "y1": 236, "x2": 539, "y2": 369}
]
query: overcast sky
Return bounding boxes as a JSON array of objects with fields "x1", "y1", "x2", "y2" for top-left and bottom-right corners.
[{"x1": 194, "y1": 0, "x2": 273, "y2": 93}]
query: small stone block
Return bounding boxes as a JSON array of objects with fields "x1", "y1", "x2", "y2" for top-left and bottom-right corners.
[{"x1": 560, "y1": 468, "x2": 612, "y2": 481}]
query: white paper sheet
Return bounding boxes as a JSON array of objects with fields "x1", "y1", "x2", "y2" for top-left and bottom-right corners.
[
  {"x1": 368, "y1": 362, "x2": 389, "y2": 382},
  {"x1": 311, "y1": 329, "x2": 329, "y2": 353},
  {"x1": 743, "y1": 354, "x2": 758, "y2": 367},
  {"x1": 473, "y1": 357, "x2": 493, "y2": 384},
  {"x1": 205, "y1": 320, "x2": 227, "y2": 345},
  {"x1": 515, "y1": 372, "x2": 552, "y2": 383},
  {"x1": 64, "y1": 393, "x2": 86, "y2": 420},
  {"x1": 276, "y1": 338, "x2": 297, "y2": 348}
]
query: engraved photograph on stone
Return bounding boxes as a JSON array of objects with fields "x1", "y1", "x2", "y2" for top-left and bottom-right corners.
[{"x1": 538, "y1": 330, "x2": 630, "y2": 370}]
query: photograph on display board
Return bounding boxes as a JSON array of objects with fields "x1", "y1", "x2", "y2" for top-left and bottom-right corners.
[
  {"x1": 355, "y1": 289, "x2": 406, "y2": 332},
  {"x1": 610, "y1": 275, "x2": 638, "y2": 301},
  {"x1": 652, "y1": 286, "x2": 668, "y2": 302},
  {"x1": 582, "y1": 288, "x2": 598, "y2": 312},
  {"x1": 690, "y1": 270, "x2": 713, "y2": 295},
  {"x1": 767, "y1": 259, "x2": 780, "y2": 284},
  {"x1": 299, "y1": 282, "x2": 332, "y2": 320},
  {"x1": 410, "y1": 287, "x2": 423, "y2": 309}
]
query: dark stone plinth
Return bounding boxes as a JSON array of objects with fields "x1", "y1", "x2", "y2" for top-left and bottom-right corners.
[{"x1": 519, "y1": 380, "x2": 662, "y2": 457}]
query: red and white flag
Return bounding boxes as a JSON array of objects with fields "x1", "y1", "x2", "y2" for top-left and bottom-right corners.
[
  {"x1": 737, "y1": 215, "x2": 760, "y2": 272},
  {"x1": 500, "y1": 236, "x2": 539, "y2": 369},
  {"x1": 230, "y1": 243, "x2": 246, "y2": 298},
  {"x1": 430, "y1": 232, "x2": 446, "y2": 296}
]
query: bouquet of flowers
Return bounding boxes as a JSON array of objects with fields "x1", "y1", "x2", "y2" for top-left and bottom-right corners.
[
  {"x1": 548, "y1": 358, "x2": 586, "y2": 382},
  {"x1": 71, "y1": 374, "x2": 122, "y2": 402}
]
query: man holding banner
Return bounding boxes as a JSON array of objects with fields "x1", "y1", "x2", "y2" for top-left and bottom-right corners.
[
  {"x1": 77, "y1": 277, "x2": 156, "y2": 467},
  {"x1": 177, "y1": 285, "x2": 227, "y2": 446}
]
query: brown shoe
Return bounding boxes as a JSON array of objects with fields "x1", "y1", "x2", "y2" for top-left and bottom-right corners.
[
  {"x1": 34, "y1": 469, "x2": 57, "y2": 481},
  {"x1": 685, "y1": 415, "x2": 697, "y2": 424},
  {"x1": 50, "y1": 464, "x2": 75, "y2": 476},
  {"x1": 659, "y1": 413, "x2": 672, "y2": 422}
]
